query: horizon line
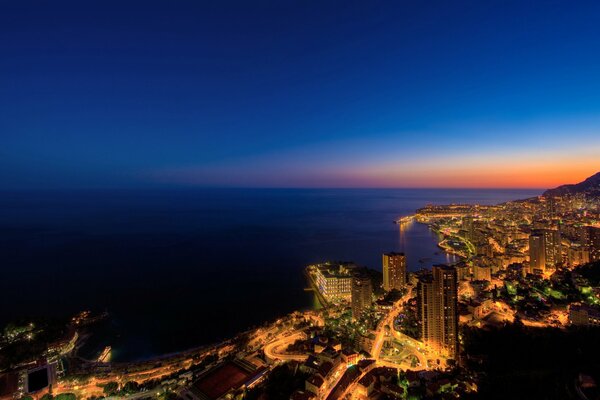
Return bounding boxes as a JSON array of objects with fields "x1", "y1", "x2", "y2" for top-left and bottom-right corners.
[{"x1": 0, "y1": 186, "x2": 547, "y2": 191}]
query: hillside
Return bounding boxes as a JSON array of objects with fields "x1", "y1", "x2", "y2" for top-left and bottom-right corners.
[{"x1": 543, "y1": 172, "x2": 600, "y2": 197}]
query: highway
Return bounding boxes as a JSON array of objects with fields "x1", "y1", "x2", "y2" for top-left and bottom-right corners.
[
  {"x1": 320, "y1": 362, "x2": 349, "y2": 400},
  {"x1": 369, "y1": 287, "x2": 435, "y2": 370},
  {"x1": 263, "y1": 331, "x2": 308, "y2": 362},
  {"x1": 43, "y1": 309, "x2": 325, "y2": 399},
  {"x1": 371, "y1": 288, "x2": 417, "y2": 359},
  {"x1": 261, "y1": 312, "x2": 324, "y2": 362},
  {"x1": 326, "y1": 287, "x2": 431, "y2": 398}
]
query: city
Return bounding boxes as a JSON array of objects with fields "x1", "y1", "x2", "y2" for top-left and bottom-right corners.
[
  {"x1": 2, "y1": 172, "x2": 600, "y2": 400},
  {"x1": 3, "y1": 1, "x2": 600, "y2": 400}
]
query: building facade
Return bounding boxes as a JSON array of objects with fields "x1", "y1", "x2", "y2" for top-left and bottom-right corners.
[
  {"x1": 585, "y1": 226, "x2": 600, "y2": 262},
  {"x1": 472, "y1": 264, "x2": 491, "y2": 281},
  {"x1": 568, "y1": 245, "x2": 590, "y2": 267},
  {"x1": 351, "y1": 274, "x2": 372, "y2": 320},
  {"x1": 529, "y1": 229, "x2": 561, "y2": 274},
  {"x1": 543, "y1": 228, "x2": 562, "y2": 269},
  {"x1": 569, "y1": 304, "x2": 600, "y2": 326},
  {"x1": 314, "y1": 264, "x2": 354, "y2": 302},
  {"x1": 383, "y1": 252, "x2": 407, "y2": 291},
  {"x1": 529, "y1": 231, "x2": 546, "y2": 274},
  {"x1": 417, "y1": 265, "x2": 459, "y2": 359}
]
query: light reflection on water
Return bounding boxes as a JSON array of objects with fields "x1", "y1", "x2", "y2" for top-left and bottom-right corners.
[{"x1": 0, "y1": 188, "x2": 539, "y2": 361}]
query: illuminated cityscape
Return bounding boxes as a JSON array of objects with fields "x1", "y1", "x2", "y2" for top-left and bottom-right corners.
[
  {"x1": 3, "y1": 1, "x2": 600, "y2": 400},
  {"x1": 1, "y1": 172, "x2": 600, "y2": 400}
]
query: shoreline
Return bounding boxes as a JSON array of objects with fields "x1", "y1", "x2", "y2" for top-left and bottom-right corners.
[
  {"x1": 303, "y1": 268, "x2": 327, "y2": 308},
  {"x1": 81, "y1": 215, "x2": 456, "y2": 366}
]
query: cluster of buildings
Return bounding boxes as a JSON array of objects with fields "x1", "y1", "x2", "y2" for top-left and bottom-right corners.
[
  {"x1": 0, "y1": 322, "x2": 79, "y2": 400},
  {"x1": 308, "y1": 186, "x2": 600, "y2": 374},
  {"x1": 309, "y1": 263, "x2": 372, "y2": 320},
  {"x1": 309, "y1": 252, "x2": 409, "y2": 321},
  {"x1": 415, "y1": 190, "x2": 600, "y2": 333},
  {"x1": 384, "y1": 253, "x2": 460, "y2": 360},
  {"x1": 528, "y1": 224, "x2": 600, "y2": 275},
  {"x1": 4, "y1": 177, "x2": 600, "y2": 400},
  {"x1": 310, "y1": 252, "x2": 461, "y2": 361}
]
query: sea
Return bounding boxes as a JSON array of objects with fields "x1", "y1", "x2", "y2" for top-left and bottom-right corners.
[{"x1": 0, "y1": 188, "x2": 540, "y2": 361}]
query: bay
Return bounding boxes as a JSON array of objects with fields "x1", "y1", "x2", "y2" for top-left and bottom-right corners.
[{"x1": 0, "y1": 188, "x2": 540, "y2": 361}]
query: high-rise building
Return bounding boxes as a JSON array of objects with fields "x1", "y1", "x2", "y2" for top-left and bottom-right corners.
[
  {"x1": 580, "y1": 226, "x2": 591, "y2": 247},
  {"x1": 416, "y1": 265, "x2": 458, "y2": 359},
  {"x1": 547, "y1": 197, "x2": 557, "y2": 218},
  {"x1": 543, "y1": 229, "x2": 562, "y2": 269},
  {"x1": 529, "y1": 231, "x2": 546, "y2": 274},
  {"x1": 351, "y1": 274, "x2": 372, "y2": 320},
  {"x1": 568, "y1": 245, "x2": 590, "y2": 267},
  {"x1": 382, "y1": 252, "x2": 407, "y2": 291},
  {"x1": 529, "y1": 229, "x2": 562, "y2": 274},
  {"x1": 462, "y1": 216, "x2": 475, "y2": 242},
  {"x1": 583, "y1": 226, "x2": 600, "y2": 262}
]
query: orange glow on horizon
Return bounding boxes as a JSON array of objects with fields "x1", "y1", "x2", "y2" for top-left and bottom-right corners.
[
  {"x1": 153, "y1": 151, "x2": 600, "y2": 189},
  {"x1": 339, "y1": 159, "x2": 600, "y2": 189}
]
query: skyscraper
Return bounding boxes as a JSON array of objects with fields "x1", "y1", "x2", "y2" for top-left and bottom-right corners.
[
  {"x1": 417, "y1": 265, "x2": 458, "y2": 359},
  {"x1": 351, "y1": 274, "x2": 372, "y2": 320},
  {"x1": 568, "y1": 244, "x2": 590, "y2": 267},
  {"x1": 529, "y1": 229, "x2": 562, "y2": 274},
  {"x1": 583, "y1": 226, "x2": 600, "y2": 262},
  {"x1": 382, "y1": 252, "x2": 407, "y2": 291},
  {"x1": 543, "y1": 229, "x2": 562, "y2": 269},
  {"x1": 461, "y1": 216, "x2": 475, "y2": 242},
  {"x1": 529, "y1": 231, "x2": 546, "y2": 274}
]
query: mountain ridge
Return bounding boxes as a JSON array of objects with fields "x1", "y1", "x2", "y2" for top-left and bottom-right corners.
[{"x1": 543, "y1": 172, "x2": 600, "y2": 197}]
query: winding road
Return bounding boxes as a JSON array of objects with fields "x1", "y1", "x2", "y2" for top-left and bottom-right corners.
[{"x1": 263, "y1": 331, "x2": 308, "y2": 362}]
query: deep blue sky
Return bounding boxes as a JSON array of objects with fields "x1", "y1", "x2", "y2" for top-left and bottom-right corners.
[{"x1": 2, "y1": 1, "x2": 600, "y2": 188}]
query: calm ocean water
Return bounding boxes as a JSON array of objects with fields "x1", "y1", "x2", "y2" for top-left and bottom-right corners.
[{"x1": 0, "y1": 188, "x2": 540, "y2": 361}]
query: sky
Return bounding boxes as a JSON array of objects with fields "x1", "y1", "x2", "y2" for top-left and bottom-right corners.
[{"x1": 1, "y1": 0, "x2": 600, "y2": 189}]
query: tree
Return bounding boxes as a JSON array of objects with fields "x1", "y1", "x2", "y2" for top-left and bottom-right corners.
[
  {"x1": 101, "y1": 381, "x2": 119, "y2": 396},
  {"x1": 55, "y1": 394, "x2": 77, "y2": 400},
  {"x1": 122, "y1": 381, "x2": 140, "y2": 394},
  {"x1": 158, "y1": 392, "x2": 178, "y2": 400}
]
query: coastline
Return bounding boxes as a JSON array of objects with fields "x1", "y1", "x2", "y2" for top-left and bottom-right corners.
[
  {"x1": 83, "y1": 216, "x2": 454, "y2": 366},
  {"x1": 1, "y1": 188, "x2": 541, "y2": 365},
  {"x1": 303, "y1": 268, "x2": 326, "y2": 308}
]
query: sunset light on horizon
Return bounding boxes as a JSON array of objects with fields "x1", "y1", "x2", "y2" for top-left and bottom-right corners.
[
  {"x1": 4, "y1": 2, "x2": 600, "y2": 400},
  {"x1": 151, "y1": 133, "x2": 600, "y2": 188},
  {"x1": 3, "y1": 2, "x2": 600, "y2": 189}
]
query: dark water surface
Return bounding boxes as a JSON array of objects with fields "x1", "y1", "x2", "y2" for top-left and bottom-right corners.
[{"x1": 0, "y1": 188, "x2": 540, "y2": 361}]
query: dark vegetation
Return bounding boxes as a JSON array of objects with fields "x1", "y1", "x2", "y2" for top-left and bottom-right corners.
[
  {"x1": 577, "y1": 261, "x2": 600, "y2": 286},
  {"x1": 39, "y1": 395, "x2": 76, "y2": 400},
  {"x1": 397, "y1": 299, "x2": 419, "y2": 340},
  {"x1": 464, "y1": 323, "x2": 600, "y2": 399},
  {"x1": 245, "y1": 364, "x2": 309, "y2": 400},
  {"x1": 0, "y1": 318, "x2": 69, "y2": 370}
]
